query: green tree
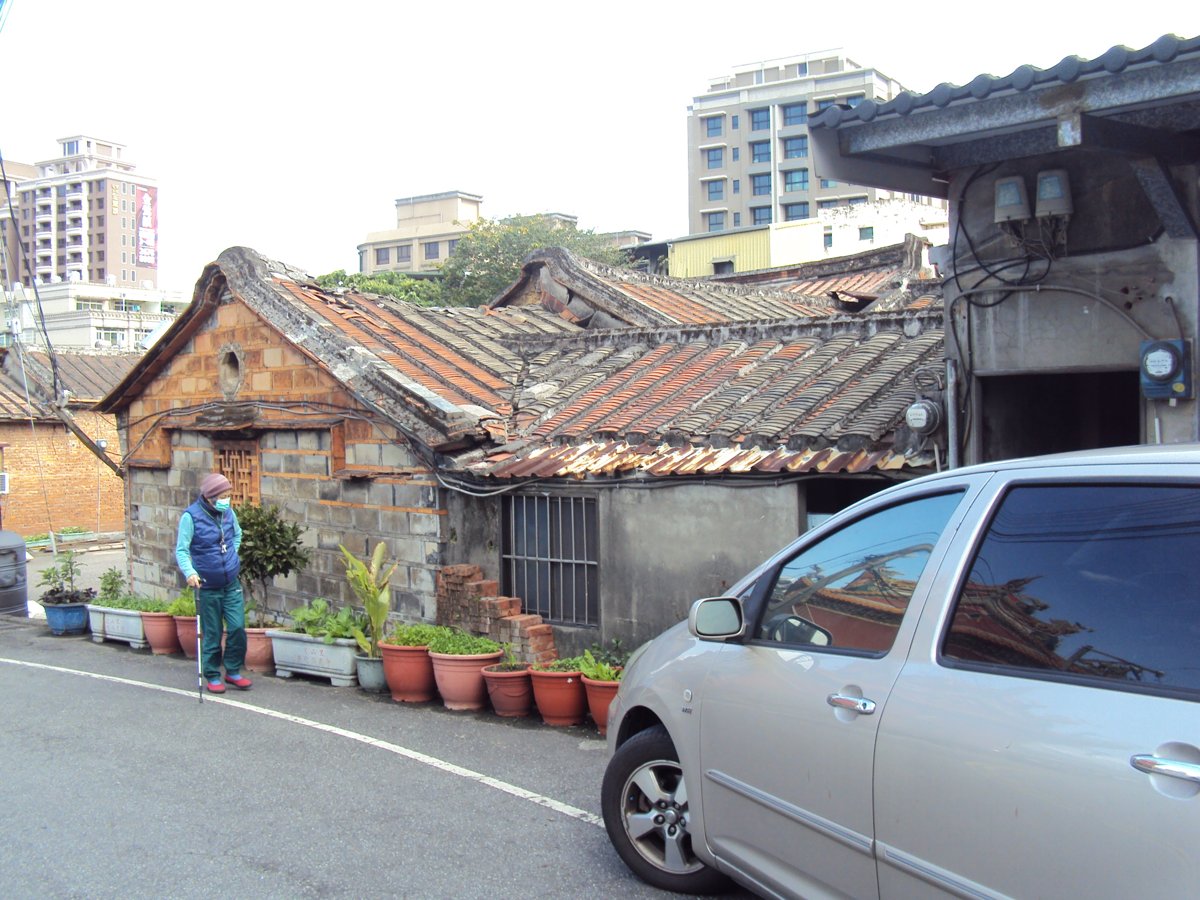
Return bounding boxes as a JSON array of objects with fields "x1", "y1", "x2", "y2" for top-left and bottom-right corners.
[
  {"x1": 437, "y1": 214, "x2": 633, "y2": 307},
  {"x1": 235, "y1": 503, "x2": 310, "y2": 625},
  {"x1": 314, "y1": 269, "x2": 443, "y2": 306}
]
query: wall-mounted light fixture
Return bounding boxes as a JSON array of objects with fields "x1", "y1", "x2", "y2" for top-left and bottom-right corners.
[
  {"x1": 994, "y1": 176, "x2": 1030, "y2": 223},
  {"x1": 1035, "y1": 169, "x2": 1072, "y2": 218}
]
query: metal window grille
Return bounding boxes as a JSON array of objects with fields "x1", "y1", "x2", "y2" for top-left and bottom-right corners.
[
  {"x1": 502, "y1": 495, "x2": 598, "y2": 626},
  {"x1": 213, "y1": 441, "x2": 260, "y2": 506}
]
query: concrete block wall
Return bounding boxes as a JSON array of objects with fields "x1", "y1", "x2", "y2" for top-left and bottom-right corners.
[
  {"x1": 0, "y1": 411, "x2": 124, "y2": 538},
  {"x1": 121, "y1": 296, "x2": 449, "y2": 619},
  {"x1": 435, "y1": 564, "x2": 559, "y2": 664}
]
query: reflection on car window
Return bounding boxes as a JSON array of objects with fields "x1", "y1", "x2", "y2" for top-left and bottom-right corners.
[
  {"x1": 760, "y1": 492, "x2": 963, "y2": 653},
  {"x1": 943, "y1": 484, "x2": 1200, "y2": 695}
]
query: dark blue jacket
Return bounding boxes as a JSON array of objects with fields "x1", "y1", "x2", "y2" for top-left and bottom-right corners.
[{"x1": 185, "y1": 498, "x2": 240, "y2": 588}]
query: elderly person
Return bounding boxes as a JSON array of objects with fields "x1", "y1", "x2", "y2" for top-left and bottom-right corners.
[{"x1": 176, "y1": 473, "x2": 249, "y2": 693}]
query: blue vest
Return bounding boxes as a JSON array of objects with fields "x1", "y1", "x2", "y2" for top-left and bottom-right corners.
[{"x1": 186, "y1": 498, "x2": 240, "y2": 589}]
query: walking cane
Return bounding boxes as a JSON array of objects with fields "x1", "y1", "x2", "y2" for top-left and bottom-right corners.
[{"x1": 196, "y1": 612, "x2": 203, "y2": 704}]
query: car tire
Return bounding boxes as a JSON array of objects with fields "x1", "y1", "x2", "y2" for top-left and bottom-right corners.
[{"x1": 601, "y1": 725, "x2": 730, "y2": 895}]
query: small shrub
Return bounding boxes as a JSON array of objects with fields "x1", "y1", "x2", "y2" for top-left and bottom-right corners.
[
  {"x1": 384, "y1": 622, "x2": 449, "y2": 647},
  {"x1": 579, "y1": 649, "x2": 623, "y2": 682},
  {"x1": 532, "y1": 655, "x2": 586, "y2": 673},
  {"x1": 427, "y1": 628, "x2": 501, "y2": 656},
  {"x1": 98, "y1": 567, "x2": 125, "y2": 605},
  {"x1": 287, "y1": 598, "x2": 366, "y2": 643},
  {"x1": 166, "y1": 588, "x2": 196, "y2": 617}
]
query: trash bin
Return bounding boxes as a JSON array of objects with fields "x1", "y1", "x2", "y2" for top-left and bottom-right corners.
[{"x1": 0, "y1": 530, "x2": 28, "y2": 617}]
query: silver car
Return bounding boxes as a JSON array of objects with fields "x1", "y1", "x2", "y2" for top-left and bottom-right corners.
[{"x1": 602, "y1": 445, "x2": 1200, "y2": 899}]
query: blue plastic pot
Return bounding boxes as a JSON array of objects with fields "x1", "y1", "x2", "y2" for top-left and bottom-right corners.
[{"x1": 44, "y1": 603, "x2": 89, "y2": 636}]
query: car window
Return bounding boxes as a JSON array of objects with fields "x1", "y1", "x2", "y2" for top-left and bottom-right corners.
[
  {"x1": 943, "y1": 483, "x2": 1200, "y2": 697},
  {"x1": 759, "y1": 492, "x2": 963, "y2": 653}
]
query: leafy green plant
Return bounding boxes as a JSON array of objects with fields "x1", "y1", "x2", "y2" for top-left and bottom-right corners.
[
  {"x1": 59, "y1": 526, "x2": 88, "y2": 536},
  {"x1": 384, "y1": 622, "x2": 450, "y2": 648},
  {"x1": 37, "y1": 551, "x2": 96, "y2": 606},
  {"x1": 427, "y1": 628, "x2": 502, "y2": 656},
  {"x1": 531, "y1": 655, "x2": 586, "y2": 673},
  {"x1": 579, "y1": 649, "x2": 623, "y2": 682},
  {"x1": 166, "y1": 587, "x2": 196, "y2": 617},
  {"x1": 287, "y1": 597, "x2": 367, "y2": 644},
  {"x1": 235, "y1": 503, "x2": 310, "y2": 625},
  {"x1": 339, "y1": 542, "x2": 395, "y2": 658},
  {"x1": 134, "y1": 597, "x2": 171, "y2": 613},
  {"x1": 485, "y1": 642, "x2": 529, "y2": 672},
  {"x1": 588, "y1": 638, "x2": 631, "y2": 668},
  {"x1": 98, "y1": 567, "x2": 125, "y2": 604}
]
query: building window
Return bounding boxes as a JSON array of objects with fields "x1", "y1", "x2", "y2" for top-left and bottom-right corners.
[
  {"x1": 848, "y1": 196, "x2": 868, "y2": 206},
  {"x1": 397, "y1": 245, "x2": 411, "y2": 262},
  {"x1": 97, "y1": 329, "x2": 121, "y2": 345},
  {"x1": 448, "y1": 239, "x2": 459, "y2": 255},
  {"x1": 782, "y1": 103, "x2": 808, "y2": 126},
  {"x1": 375, "y1": 247, "x2": 390, "y2": 265},
  {"x1": 750, "y1": 141, "x2": 770, "y2": 163},
  {"x1": 783, "y1": 136, "x2": 808, "y2": 159},
  {"x1": 823, "y1": 232, "x2": 833, "y2": 249},
  {"x1": 847, "y1": 94, "x2": 865, "y2": 107},
  {"x1": 731, "y1": 114, "x2": 739, "y2": 129},
  {"x1": 732, "y1": 147, "x2": 740, "y2": 162},
  {"x1": 706, "y1": 181, "x2": 724, "y2": 201},
  {"x1": 820, "y1": 178, "x2": 838, "y2": 188},
  {"x1": 713, "y1": 260, "x2": 734, "y2": 275},
  {"x1": 783, "y1": 203, "x2": 810, "y2": 221},
  {"x1": 859, "y1": 226, "x2": 875, "y2": 241},
  {"x1": 816, "y1": 99, "x2": 836, "y2": 111},
  {"x1": 733, "y1": 212, "x2": 741, "y2": 227},
  {"x1": 501, "y1": 494, "x2": 598, "y2": 627},
  {"x1": 705, "y1": 116, "x2": 723, "y2": 138},
  {"x1": 750, "y1": 108, "x2": 770, "y2": 130},
  {"x1": 751, "y1": 206, "x2": 772, "y2": 225},
  {"x1": 424, "y1": 242, "x2": 440, "y2": 260},
  {"x1": 732, "y1": 179, "x2": 740, "y2": 194},
  {"x1": 818, "y1": 199, "x2": 839, "y2": 209},
  {"x1": 706, "y1": 211, "x2": 726, "y2": 232},
  {"x1": 76, "y1": 301, "x2": 103, "y2": 311},
  {"x1": 751, "y1": 174, "x2": 771, "y2": 196},
  {"x1": 784, "y1": 169, "x2": 809, "y2": 192},
  {"x1": 705, "y1": 147, "x2": 724, "y2": 170}
]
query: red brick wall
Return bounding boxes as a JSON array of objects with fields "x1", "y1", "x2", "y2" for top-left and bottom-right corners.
[
  {"x1": 436, "y1": 564, "x2": 559, "y2": 664},
  {"x1": 0, "y1": 411, "x2": 124, "y2": 537}
]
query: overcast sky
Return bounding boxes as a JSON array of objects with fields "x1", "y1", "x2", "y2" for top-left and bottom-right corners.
[{"x1": 1, "y1": 0, "x2": 1196, "y2": 292}]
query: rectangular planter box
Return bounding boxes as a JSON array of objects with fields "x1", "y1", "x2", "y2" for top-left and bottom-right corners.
[
  {"x1": 86, "y1": 605, "x2": 147, "y2": 650},
  {"x1": 266, "y1": 630, "x2": 358, "y2": 686}
]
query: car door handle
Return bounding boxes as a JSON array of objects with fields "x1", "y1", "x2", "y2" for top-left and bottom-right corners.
[
  {"x1": 827, "y1": 693, "x2": 876, "y2": 714},
  {"x1": 1130, "y1": 754, "x2": 1200, "y2": 784}
]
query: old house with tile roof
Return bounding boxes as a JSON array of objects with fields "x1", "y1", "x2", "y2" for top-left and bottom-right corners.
[
  {"x1": 812, "y1": 33, "x2": 1200, "y2": 462},
  {"x1": 100, "y1": 245, "x2": 944, "y2": 650},
  {"x1": 0, "y1": 345, "x2": 135, "y2": 537}
]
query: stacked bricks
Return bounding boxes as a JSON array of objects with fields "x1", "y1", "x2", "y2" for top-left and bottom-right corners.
[{"x1": 435, "y1": 564, "x2": 558, "y2": 665}]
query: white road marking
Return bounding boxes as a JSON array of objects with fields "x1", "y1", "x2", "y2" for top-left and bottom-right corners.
[{"x1": 0, "y1": 656, "x2": 603, "y2": 828}]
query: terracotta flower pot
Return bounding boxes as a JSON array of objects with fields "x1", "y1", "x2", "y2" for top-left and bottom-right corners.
[
  {"x1": 243, "y1": 627, "x2": 274, "y2": 674},
  {"x1": 430, "y1": 651, "x2": 504, "y2": 711},
  {"x1": 174, "y1": 615, "x2": 199, "y2": 659},
  {"x1": 582, "y1": 674, "x2": 622, "y2": 736},
  {"x1": 379, "y1": 642, "x2": 437, "y2": 702},
  {"x1": 530, "y1": 668, "x2": 588, "y2": 726},
  {"x1": 141, "y1": 611, "x2": 182, "y2": 655},
  {"x1": 481, "y1": 663, "x2": 534, "y2": 718}
]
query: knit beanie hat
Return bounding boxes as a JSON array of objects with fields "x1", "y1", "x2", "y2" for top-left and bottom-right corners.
[{"x1": 199, "y1": 473, "x2": 232, "y2": 499}]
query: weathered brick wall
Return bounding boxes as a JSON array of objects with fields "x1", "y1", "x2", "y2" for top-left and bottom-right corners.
[
  {"x1": 436, "y1": 564, "x2": 559, "y2": 664},
  {"x1": 0, "y1": 411, "x2": 124, "y2": 538},
  {"x1": 122, "y1": 298, "x2": 448, "y2": 617}
]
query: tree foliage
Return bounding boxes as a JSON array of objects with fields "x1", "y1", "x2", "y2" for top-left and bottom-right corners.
[
  {"x1": 437, "y1": 215, "x2": 633, "y2": 308},
  {"x1": 235, "y1": 503, "x2": 310, "y2": 623},
  {"x1": 314, "y1": 269, "x2": 443, "y2": 306}
]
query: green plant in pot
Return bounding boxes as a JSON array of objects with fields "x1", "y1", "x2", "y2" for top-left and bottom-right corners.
[
  {"x1": 530, "y1": 655, "x2": 589, "y2": 727},
  {"x1": 236, "y1": 503, "x2": 310, "y2": 673},
  {"x1": 579, "y1": 649, "x2": 624, "y2": 737},
  {"x1": 268, "y1": 598, "x2": 365, "y2": 687},
  {"x1": 482, "y1": 643, "x2": 535, "y2": 718},
  {"x1": 38, "y1": 550, "x2": 96, "y2": 635},
  {"x1": 378, "y1": 622, "x2": 450, "y2": 703},
  {"x1": 167, "y1": 587, "x2": 200, "y2": 660},
  {"x1": 339, "y1": 541, "x2": 396, "y2": 693},
  {"x1": 287, "y1": 597, "x2": 367, "y2": 643},
  {"x1": 427, "y1": 628, "x2": 503, "y2": 711}
]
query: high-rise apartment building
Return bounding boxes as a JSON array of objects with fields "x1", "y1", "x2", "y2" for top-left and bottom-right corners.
[
  {"x1": 687, "y1": 51, "x2": 930, "y2": 234},
  {"x1": 2, "y1": 136, "x2": 158, "y2": 290}
]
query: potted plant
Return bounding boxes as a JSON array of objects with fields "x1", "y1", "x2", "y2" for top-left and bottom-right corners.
[
  {"x1": 340, "y1": 542, "x2": 396, "y2": 694},
  {"x1": 481, "y1": 644, "x2": 535, "y2": 718},
  {"x1": 237, "y1": 503, "x2": 311, "y2": 675},
  {"x1": 267, "y1": 598, "x2": 365, "y2": 686},
  {"x1": 579, "y1": 649, "x2": 624, "y2": 736},
  {"x1": 138, "y1": 597, "x2": 182, "y2": 655},
  {"x1": 378, "y1": 622, "x2": 449, "y2": 703},
  {"x1": 529, "y1": 656, "x2": 588, "y2": 726},
  {"x1": 427, "y1": 628, "x2": 503, "y2": 711},
  {"x1": 166, "y1": 588, "x2": 199, "y2": 659},
  {"x1": 37, "y1": 550, "x2": 95, "y2": 636},
  {"x1": 88, "y1": 592, "x2": 149, "y2": 650}
]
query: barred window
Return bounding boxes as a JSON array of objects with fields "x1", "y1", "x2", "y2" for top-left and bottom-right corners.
[{"x1": 502, "y1": 495, "x2": 598, "y2": 626}]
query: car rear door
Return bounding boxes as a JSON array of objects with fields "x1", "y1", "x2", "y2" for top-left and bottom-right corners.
[
  {"x1": 875, "y1": 465, "x2": 1200, "y2": 898},
  {"x1": 698, "y1": 477, "x2": 987, "y2": 899}
]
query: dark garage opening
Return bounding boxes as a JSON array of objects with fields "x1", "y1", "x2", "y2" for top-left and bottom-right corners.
[{"x1": 980, "y1": 371, "x2": 1140, "y2": 462}]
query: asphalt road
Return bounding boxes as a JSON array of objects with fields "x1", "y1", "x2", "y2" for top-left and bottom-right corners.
[{"x1": 0, "y1": 605, "x2": 744, "y2": 899}]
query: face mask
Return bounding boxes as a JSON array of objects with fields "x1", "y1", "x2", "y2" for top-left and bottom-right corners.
[{"x1": 214, "y1": 498, "x2": 231, "y2": 511}]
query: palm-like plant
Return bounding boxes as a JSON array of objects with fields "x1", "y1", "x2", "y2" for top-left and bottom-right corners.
[{"x1": 340, "y1": 542, "x2": 396, "y2": 658}]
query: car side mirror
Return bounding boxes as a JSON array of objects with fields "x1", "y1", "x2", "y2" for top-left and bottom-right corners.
[{"x1": 689, "y1": 596, "x2": 745, "y2": 641}]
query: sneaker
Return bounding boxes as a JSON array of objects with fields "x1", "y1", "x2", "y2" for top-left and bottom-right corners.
[
  {"x1": 224, "y1": 673, "x2": 252, "y2": 690},
  {"x1": 206, "y1": 680, "x2": 226, "y2": 694}
]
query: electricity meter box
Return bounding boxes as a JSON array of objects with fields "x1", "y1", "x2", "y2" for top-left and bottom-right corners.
[{"x1": 1139, "y1": 339, "x2": 1193, "y2": 400}]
